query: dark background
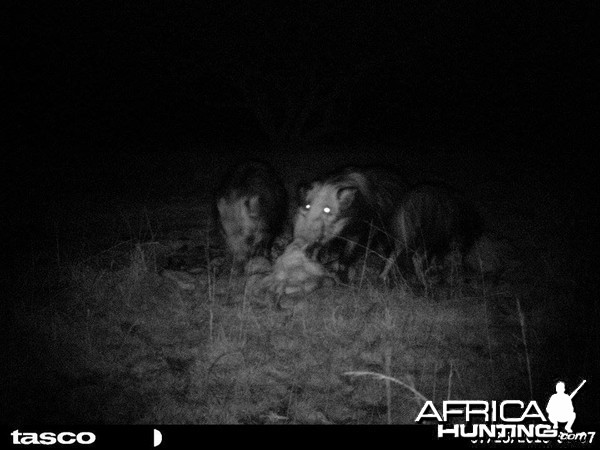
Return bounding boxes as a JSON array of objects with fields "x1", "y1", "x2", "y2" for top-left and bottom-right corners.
[
  {"x1": 6, "y1": 2, "x2": 595, "y2": 154},
  {"x1": 5, "y1": 0, "x2": 596, "y2": 298},
  {"x1": 3, "y1": 0, "x2": 598, "y2": 428}
]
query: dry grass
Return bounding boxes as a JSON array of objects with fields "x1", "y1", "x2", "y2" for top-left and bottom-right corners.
[{"x1": 4, "y1": 220, "x2": 535, "y2": 424}]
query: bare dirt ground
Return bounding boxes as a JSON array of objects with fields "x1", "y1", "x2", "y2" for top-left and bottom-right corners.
[{"x1": 2, "y1": 143, "x2": 597, "y2": 426}]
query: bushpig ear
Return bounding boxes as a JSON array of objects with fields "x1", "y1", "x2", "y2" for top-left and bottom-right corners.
[
  {"x1": 245, "y1": 195, "x2": 261, "y2": 218},
  {"x1": 337, "y1": 187, "x2": 357, "y2": 209}
]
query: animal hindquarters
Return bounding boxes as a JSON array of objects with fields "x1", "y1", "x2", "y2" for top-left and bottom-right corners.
[{"x1": 381, "y1": 184, "x2": 481, "y2": 281}]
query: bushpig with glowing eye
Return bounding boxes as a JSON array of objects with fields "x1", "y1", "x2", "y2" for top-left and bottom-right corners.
[{"x1": 293, "y1": 166, "x2": 406, "y2": 282}]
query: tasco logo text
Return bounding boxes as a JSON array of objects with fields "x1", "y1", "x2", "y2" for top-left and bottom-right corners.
[{"x1": 11, "y1": 430, "x2": 96, "y2": 445}]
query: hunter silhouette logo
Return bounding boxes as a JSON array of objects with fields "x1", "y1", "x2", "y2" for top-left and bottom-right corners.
[{"x1": 546, "y1": 380, "x2": 585, "y2": 433}]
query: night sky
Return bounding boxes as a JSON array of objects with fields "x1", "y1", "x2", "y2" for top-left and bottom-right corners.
[{"x1": 7, "y1": 2, "x2": 594, "y2": 153}]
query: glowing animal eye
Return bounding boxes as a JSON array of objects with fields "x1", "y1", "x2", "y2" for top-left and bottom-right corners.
[
  {"x1": 304, "y1": 204, "x2": 311, "y2": 210},
  {"x1": 323, "y1": 207, "x2": 331, "y2": 214}
]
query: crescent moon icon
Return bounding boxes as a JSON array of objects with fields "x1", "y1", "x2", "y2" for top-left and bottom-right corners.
[{"x1": 153, "y1": 429, "x2": 162, "y2": 447}]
